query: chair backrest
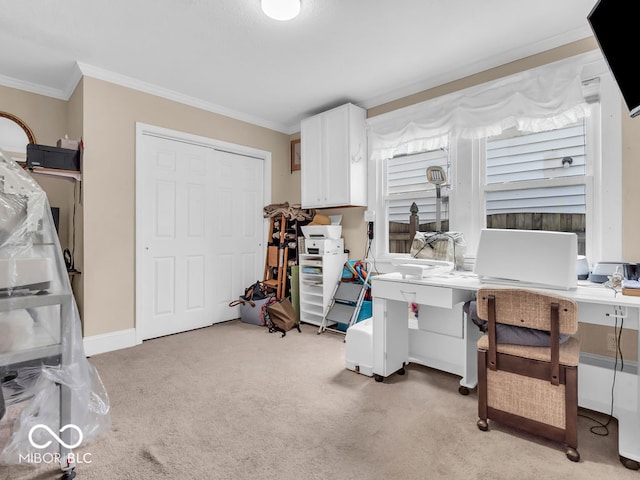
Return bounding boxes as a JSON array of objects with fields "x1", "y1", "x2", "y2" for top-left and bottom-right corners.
[
  {"x1": 266, "y1": 245, "x2": 280, "y2": 268},
  {"x1": 476, "y1": 288, "x2": 578, "y2": 335}
]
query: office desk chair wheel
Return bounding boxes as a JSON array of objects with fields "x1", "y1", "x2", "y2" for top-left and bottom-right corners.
[
  {"x1": 60, "y1": 469, "x2": 76, "y2": 479},
  {"x1": 458, "y1": 385, "x2": 470, "y2": 395},
  {"x1": 620, "y1": 456, "x2": 640, "y2": 470},
  {"x1": 566, "y1": 447, "x2": 580, "y2": 462},
  {"x1": 477, "y1": 419, "x2": 488, "y2": 431},
  {"x1": 373, "y1": 363, "x2": 405, "y2": 383}
]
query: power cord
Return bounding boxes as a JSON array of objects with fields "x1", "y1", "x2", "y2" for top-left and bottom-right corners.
[{"x1": 579, "y1": 306, "x2": 624, "y2": 437}]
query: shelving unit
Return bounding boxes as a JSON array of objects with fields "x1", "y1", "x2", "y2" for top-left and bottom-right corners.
[
  {"x1": 19, "y1": 161, "x2": 82, "y2": 181},
  {"x1": 263, "y1": 214, "x2": 288, "y2": 298},
  {"x1": 263, "y1": 212, "x2": 309, "y2": 299},
  {"x1": 0, "y1": 150, "x2": 100, "y2": 479},
  {"x1": 299, "y1": 252, "x2": 348, "y2": 327},
  {"x1": 0, "y1": 290, "x2": 77, "y2": 478}
]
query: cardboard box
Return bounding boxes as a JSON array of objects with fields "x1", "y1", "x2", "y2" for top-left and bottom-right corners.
[{"x1": 56, "y1": 136, "x2": 80, "y2": 150}]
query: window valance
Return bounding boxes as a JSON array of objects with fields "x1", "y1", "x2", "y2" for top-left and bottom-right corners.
[{"x1": 367, "y1": 55, "x2": 594, "y2": 161}]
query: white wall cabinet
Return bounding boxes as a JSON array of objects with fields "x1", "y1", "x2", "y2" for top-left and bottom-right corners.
[
  {"x1": 299, "y1": 252, "x2": 348, "y2": 326},
  {"x1": 301, "y1": 103, "x2": 367, "y2": 208}
]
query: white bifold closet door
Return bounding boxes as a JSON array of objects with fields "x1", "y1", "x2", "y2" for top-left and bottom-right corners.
[{"x1": 138, "y1": 133, "x2": 264, "y2": 340}]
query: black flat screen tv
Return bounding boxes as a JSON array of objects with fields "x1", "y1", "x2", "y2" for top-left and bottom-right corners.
[{"x1": 588, "y1": 0, "x2": 640, "y2": 117}]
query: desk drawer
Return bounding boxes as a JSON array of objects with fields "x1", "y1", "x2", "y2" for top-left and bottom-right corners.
[{"x1": 373, "y1": 280, "x2": 461, "y2": 308}]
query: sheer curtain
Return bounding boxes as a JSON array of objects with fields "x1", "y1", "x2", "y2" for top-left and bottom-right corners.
[{"x1": 367, "y1": 55, "x2": 593, "y2": 161}]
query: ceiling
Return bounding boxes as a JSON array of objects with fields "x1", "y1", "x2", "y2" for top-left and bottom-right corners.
[{"x1": 0, "y1": 0, "x2": 598, "y2": 134}]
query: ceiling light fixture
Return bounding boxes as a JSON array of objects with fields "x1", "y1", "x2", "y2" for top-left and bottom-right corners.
[{"x1": 261, "y1": 0, "x2": 300, "y2": 21}]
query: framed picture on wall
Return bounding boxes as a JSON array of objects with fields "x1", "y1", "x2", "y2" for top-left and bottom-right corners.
[{"x1": 291, "y1": 139, "x2": 301, "y2": 172}]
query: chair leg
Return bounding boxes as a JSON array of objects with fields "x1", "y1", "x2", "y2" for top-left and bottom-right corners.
[
  {"x1": 477, "y1": 349, "x2": 489, "y2": 431},
  {"x1": 565, "y1": 366, "x2": 579, "y2": 461}
]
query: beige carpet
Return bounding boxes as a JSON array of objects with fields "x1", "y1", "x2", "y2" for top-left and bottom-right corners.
[{"x1": 2, "y1": 319, "x2": 637, "y2": 480}]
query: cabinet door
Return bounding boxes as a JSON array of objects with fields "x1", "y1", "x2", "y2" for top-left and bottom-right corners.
[
  {"x1": 301, "y1": 103, "x2": 366, "y2": 208},
  {"x1": 301, "y1": 114, "x2": 323, "y2": 208},
  {"x1": 322, "y1": 106, "x2": 350, "y2": 207}
]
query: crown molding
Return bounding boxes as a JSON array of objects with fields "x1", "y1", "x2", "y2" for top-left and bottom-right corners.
[
  {"x1": 0, "y1": 73, "x2": 68, "y2": 100},
  {"x1": 75, "y1": 62, "x2": 291, "y2": 133},
  {"x1": 0, "y1": 62, "x2": 292, "y2": 134}
]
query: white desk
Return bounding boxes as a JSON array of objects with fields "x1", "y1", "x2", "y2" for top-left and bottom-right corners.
[{"x1": 371, "y1": 271, "x2": 640, "y2": 468}]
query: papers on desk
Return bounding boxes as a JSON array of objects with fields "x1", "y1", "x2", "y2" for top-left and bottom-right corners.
[
  {"x1": 391, "y1": 258, "x2": 454, "y2": 279},
  {"x1": 622, "y1": 279, "x2": 640, "y2": 296}
]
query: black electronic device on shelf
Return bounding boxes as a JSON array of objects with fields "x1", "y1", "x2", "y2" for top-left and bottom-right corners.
[
  {"x1": 26, "y1": 143, "x2": 80, "y2": 171},
  {"x1": 588, "y1": 0, "x2": 640, "y2": 118}
]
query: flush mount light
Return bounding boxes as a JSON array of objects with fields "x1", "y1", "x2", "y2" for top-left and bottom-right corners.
[{"x1": 261, "y1": 0, "x2": 300, "y2": 21}]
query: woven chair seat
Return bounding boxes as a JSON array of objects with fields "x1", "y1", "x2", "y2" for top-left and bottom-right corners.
[{"x1": 477, "y1": 335, "x2": 580, "y2": 367}]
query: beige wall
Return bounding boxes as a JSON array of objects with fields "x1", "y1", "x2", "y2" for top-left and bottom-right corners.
[
  {"x1": 0, "y1": 85, "x2": 68, "y2": 145},
  {"x1": 622, "y1": 112, "x2": 640, "y2": 262},
  {"x1": 0, "y1": 84, "x2": 82, "y2": 309},
  {"x1": 80, "y1": 78, "x2": 291, "y2": 337},
  {"x1": 0, "y1": 87, "x2": 78, "y2": 259}
]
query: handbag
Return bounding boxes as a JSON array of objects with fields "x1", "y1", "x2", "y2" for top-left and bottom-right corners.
[
  {"x1": 229, "y1": 297, "x2": 270, "y2": 326},
  {"x1": 244, "y1": 280, "x2": 268, "y2": 301},
  {"x1": 228, "y1": 281, "x2": 272, "y2": 326},
  {"x1": 265, "y1": 298, "x2": 300, "y2": 337}
]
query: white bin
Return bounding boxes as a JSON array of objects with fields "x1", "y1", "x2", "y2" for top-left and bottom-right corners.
[{"x1": 344, "y1": 317, "x2": 373, "y2": 377}]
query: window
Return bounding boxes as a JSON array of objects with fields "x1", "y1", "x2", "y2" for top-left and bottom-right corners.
[
  {"x1": 367, "y1": 52, "x2": 621, "y2": 269},
  {"x1": 484, "y1": 121, "x2": 589, "y2": 255},
  {"x1": 386, "y1": 147, "x2": 449, "y2": 253}
]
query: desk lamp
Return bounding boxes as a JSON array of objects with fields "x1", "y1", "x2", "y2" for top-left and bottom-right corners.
[{"x1": 426, "y1": 166, "x2": 446, "y2": 232}]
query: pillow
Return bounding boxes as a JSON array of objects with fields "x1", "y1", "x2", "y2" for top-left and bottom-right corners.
[{"x1": 464, "y1": 300, "x2": 570, "y2": 347}]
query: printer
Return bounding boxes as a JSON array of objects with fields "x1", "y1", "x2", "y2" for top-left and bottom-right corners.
[{"x1": 301, "y1": 225, "x2": 344, "y2": 255}]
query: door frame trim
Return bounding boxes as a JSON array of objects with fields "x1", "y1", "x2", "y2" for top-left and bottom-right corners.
[{"x1": 134, "y1": 122, "x2": 272, "y2": 344}]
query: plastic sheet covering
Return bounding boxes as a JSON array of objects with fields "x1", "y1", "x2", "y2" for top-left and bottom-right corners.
[
  {"x1": 410, "y1": 231, "x2": 466, "y2": 270},
  {"x1": 0, "y1": 148, "x2": 110, "y2": 467}
]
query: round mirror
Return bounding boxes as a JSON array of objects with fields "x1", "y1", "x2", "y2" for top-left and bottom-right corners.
[{"x1": 0, "y1": 112, "x2": 36, "y2": 162}]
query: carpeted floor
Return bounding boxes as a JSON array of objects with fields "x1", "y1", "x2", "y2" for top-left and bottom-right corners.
[{"x1": 2, "y1": 319, "x2": 638, "y2": 479}]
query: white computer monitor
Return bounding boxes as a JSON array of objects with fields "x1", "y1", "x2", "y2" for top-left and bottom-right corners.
[{"x1": 474, "y1": 229, "x2": 577, "y2": 290}]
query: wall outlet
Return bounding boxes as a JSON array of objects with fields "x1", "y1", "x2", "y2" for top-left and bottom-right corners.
[{"x1": 607, "y1": 333, "x2": 618, "y2": 353}]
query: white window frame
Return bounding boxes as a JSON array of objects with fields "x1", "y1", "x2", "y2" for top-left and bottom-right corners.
[
  {"x1": 367, "y1": 52, "x2": 622, "y2": 271},
  {"x1": 385, "y1": 147, "x2": 450, "y2": 223}
]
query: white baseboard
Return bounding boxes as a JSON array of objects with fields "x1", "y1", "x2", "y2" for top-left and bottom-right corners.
[{"x1": 83, "y1": 328, "x2": 138, "y2": 357}]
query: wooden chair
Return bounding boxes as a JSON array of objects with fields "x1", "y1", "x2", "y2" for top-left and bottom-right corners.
[
  {"x1": 475, "y1": 288, "x2": 580, "y2": 462},
  {"x1": 263, "y1": 214, "x2": 288, "y2": 299}
]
